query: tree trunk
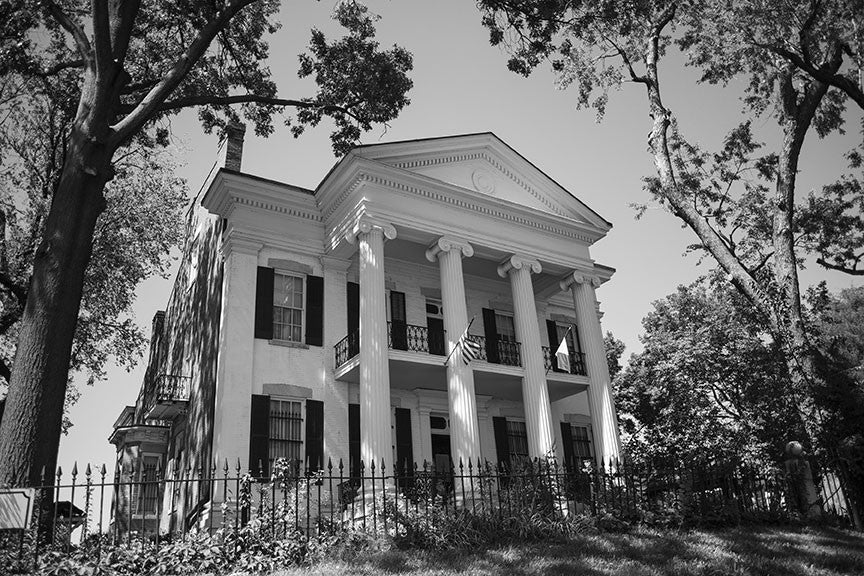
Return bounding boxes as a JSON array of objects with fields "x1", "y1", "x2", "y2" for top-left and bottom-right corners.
[{"x1": 0, "y1": 127, "x2": 109, "y2": 488}]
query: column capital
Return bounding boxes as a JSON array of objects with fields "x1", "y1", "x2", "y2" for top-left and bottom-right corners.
[
  {"x1": 344, "y1": 215, "x2": 397, "y2": 245},
  {"x1": 425, "y1": 235, "x2": 474, "y2": 262},
  {"x1": 559, "y1": 271, "x2": 601, "y2": 291},
  {"x1": 497, "y1": 254, "x2": 541, "y2": 278}
]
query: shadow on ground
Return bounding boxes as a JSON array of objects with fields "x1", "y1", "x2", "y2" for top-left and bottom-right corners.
[{"x1": 282, "y1": 525, "x2": 864, "y2": 576}]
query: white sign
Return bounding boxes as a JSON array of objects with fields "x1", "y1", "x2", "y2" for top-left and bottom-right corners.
[{"x1": 0, "y1": 488, "x2": 34, "y2": 530}]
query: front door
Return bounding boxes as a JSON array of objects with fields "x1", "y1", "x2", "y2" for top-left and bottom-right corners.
[{"x1": 431, "y1": 433, "x2": 451, "y2": 474}]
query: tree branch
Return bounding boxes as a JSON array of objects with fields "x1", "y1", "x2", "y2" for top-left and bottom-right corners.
[
  {"x1": 42, "y1": 0, "x2": 93, "y2": 65},
  {"x1": 754, "y1": 42, "x2": 864, "y2": 110},
  {"x1": 150, "y1": 94, "x2": 364, "y2": 123},
  {"x1": 110, "y1": 0, "x2": 258, "y2": 145},
  {"x1": 36, "y1": 59, "x2": 85, "y2": 76},
  {"x1": 816, "y1": 256, "x2": 864, "y2": 275}
]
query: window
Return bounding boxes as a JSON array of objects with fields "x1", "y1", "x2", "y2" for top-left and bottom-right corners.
[
  {"x1": 506, "y1": 420, "x2": 529, "y2": 460},
  {"x1": 273, "y1": 272, "x2": 304, "y2": 342},
  {"x1": 268, "y1": 398, "x2": 303, "y2": 465},
  {"x1": 495, "y1": 312, "x2": 516, "y2": 342},
  {"x1": 570, "y1": 424, "x2": 593, "y2": 466},
  {"x1": 132, "y1": 455, "x2": 160, "y2": 515}
]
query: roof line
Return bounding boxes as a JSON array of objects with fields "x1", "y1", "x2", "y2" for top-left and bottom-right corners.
[{"x1": 317, "y1": 132, "x2": 612, "y2": 228}]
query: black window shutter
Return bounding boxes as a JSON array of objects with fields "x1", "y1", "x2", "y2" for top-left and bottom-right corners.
[
  {"x1": 560, "y1": 422, "x2": 576, "y2": 472},
  {"x1": 390, "y1": 291, "x2": 408, "y2": 351},
  {"x1": 305, "y1": 399, "x2": 324, "y2": 472},
  {"x1": 347, "y1": 282, "x2": 360, "y2": 357},
  {"x1": 482, "y1": 308, "x2": 500, "y2": 364},
  {"x1": 254, "y1": 267, "x2": 274, "y2": 340},
  {"x1": 348, "y1": 403, "x2": 360, "y2": 478},
  {"x1": 394, "y1": 408, "x2": 413, "y2": 482},
  {"x1": 249, "y1": 394, "x2": 270, "y2": 476},
  {"x1": 305, "y1": 275, "x2": 324, "y2": 347},
  {"x1": 492, "y1": 416, "x2": 510, "y2": 467},
  {"x1": 546, "y1": 320, "x2": 561, "y2": 372}
]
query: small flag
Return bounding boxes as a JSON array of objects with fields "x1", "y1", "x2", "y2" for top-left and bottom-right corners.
[
  {"x1": 460, "y1": 335, "x2": 482, "y2": 365},
  {"x1": 555, "y1": 334, "x2": 571, "y2": 373}
]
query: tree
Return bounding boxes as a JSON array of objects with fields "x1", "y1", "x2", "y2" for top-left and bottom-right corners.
[
  {"x1": 0, "y1": 0, "x2": 413, "y2": 488},
  {"x1": 477, "y1": 0, "x2": 863, "y2": 447},
  {"x1": 614, "y1": 277, "x2": 804, "y2": 466},
  {"x1": 0, "y1": 79, "x2": 187, "y2": 425},
  {"x1": 604, "y1": 331, "x2": 625, "y2": 380}
]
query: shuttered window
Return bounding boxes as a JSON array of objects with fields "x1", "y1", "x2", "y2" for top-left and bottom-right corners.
[
  {"x1": 571, "y1": 424, "x2": 593, "y2": 462},
  {"x1": 269, "y1": 399, "x2": 303, "y2": 464},
  {"x1": 506, "y1": 420, "x2": 529, "y2": 460}
]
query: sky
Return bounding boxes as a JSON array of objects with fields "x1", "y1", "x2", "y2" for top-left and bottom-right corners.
[{"x1": 57, "y1": 0, "x2": 862, "y2": 477}]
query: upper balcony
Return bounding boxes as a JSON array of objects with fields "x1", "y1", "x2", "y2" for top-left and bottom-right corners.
[
  {"x1": 143, "y1": 374, "x2": 191, "y2": 420},
  {"x1": 335, "y1": 324, "x2": 586, "y2": 378}
]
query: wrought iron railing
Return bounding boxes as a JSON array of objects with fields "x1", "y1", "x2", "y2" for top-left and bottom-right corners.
[
  {"x1": 334, "y1": 331, "x2": 359, "y2": 368},
  {"x1": 4, "y1": 453, "x2": 856, "y2": 570},
  {"x1": 387, "y1": 322, "x2": 446, "y2": 355},
  {"x1": 143, "y1": 374, "x2": 191, "y2": 415},
  {"x1": 542, "y1": 347, "x2": 588, "y2": 376},
  {"x1": 334, "y1": 328, "x2": 523, "y2": 368},
  {"x1": 496, "y1": 340, "x2": 522, "y2": 367},
  {"x1": 442, "y1": 334, "x2": 522, "y2": 367}
]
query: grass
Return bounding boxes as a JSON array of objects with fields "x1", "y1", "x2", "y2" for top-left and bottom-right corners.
[{"x1": 273, "y1": 525, "x2": 864, "y2": 576}]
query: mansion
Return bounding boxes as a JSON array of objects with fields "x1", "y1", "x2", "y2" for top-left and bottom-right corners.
[{"x1": 109, "y1": 126, "x2": 621, "y2": 531}]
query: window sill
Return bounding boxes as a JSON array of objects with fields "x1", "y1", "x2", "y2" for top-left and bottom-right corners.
[{"x1": 268, "y1": 339, "x2": 309, "y2": 350}]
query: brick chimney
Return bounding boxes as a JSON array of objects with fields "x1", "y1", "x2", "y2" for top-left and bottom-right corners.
[{"x1": 216, "y1": 121, "x2": 246, "y2": 171}]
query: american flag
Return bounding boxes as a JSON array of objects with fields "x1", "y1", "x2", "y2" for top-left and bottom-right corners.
[{"x1": 459, "y1": 334, "x2": 482, "y2": 365}]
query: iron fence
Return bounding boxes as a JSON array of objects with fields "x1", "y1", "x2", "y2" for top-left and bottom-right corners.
[{"x1": 1, "y1": 453, "x2": 857, "y2": 569}]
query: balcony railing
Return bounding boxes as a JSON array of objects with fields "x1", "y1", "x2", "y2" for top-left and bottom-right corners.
[
  {"x1": 542, "y1": 347, "x2": 588, "y2": 376},
  {"x1": 144, "y1": 374, "x2": 191, "y2": 420},
  {"x1": 388, "y1": 321, "x2": 447, "y2": 356},
  {"x1": 334, "y1": 331, "x2": 359, "y2": 368},
  {"x1": 465, "y1": 335, "x2": 522, "y2": 367},
  {"x1": 333, "y1": 328, "x2": 526, "y2": 369}
]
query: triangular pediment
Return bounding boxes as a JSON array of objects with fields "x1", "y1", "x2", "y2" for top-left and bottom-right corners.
[{"x1": 351, "y1": 133, "x2": 610, "y2": 230}]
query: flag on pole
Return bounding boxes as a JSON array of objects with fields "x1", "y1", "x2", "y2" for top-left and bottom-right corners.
[
  {"x1": 443, "y1": 316, "x2": 478, "y2": 366},
  {"x1": 555, "y1": 331, "x2": 571, "y2": 373},
  {"x1": 459, "y1": 334, "x2": 482, "y2": 365}
]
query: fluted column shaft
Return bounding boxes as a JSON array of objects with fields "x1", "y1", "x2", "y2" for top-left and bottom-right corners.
[
  {"x1": 564, "y1": 273, "x2": 621, "y2": 464},
  {"x1": 498, "y1": 256, "x2": 554, "y2": 458},
  {"x1": 426, "y1": 237, "x2": 481, "y2": 467},
  {"x1": 348, "y1": 218, "x2": 396, "y2": 473}
]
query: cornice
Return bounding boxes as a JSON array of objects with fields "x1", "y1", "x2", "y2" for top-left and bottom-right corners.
[
  {"x1": 202, "y1": 170, "x2": 322, "y2": 223},
  {"x1": 317, "y1": 157, "x2": 606, "y2": 245}
]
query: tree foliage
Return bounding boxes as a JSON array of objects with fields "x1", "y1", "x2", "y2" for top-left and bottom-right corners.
[
  {"x1": 604, "y1": 331, "x2": 625, "y2": 380},
  {"x1": 477, "y1": 0, "x2": 864, "y2": 449},
  {"x1": 615, "y1": 277, "x2": 804, "y2": 466},
  {"x1": 0, "y1": 70, "x2": 188, "y2": 430}
]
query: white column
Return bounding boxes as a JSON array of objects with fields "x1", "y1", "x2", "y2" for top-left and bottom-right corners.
[
  {"x1": 498, "y1": 255, "x2": 555, "y2": 459},
  {"x1": 426, "y1": 236, "x2": 482, "y2": 467},
  {"x1": 212, "y1": 236, "x2": 260, "y2": 469},
  {"x1": 346, "y1": 217, "x2": 397, "y2": 474},
  {"x1": 561, "y1": 272, "x2": 621, "y2": 464}
]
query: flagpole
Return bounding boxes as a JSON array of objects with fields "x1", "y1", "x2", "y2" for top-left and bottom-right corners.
[{"x1": 442, "y1": 316, "x2": 475, "y2": 366}]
